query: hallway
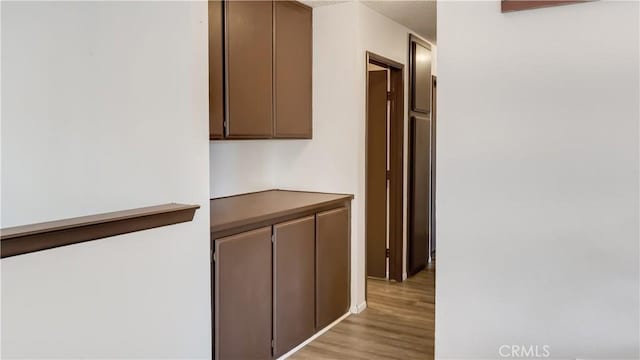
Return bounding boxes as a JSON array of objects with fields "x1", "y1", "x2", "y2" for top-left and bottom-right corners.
[{"x1": 291, "y1": 263, "x2": 435, "y2": 360}]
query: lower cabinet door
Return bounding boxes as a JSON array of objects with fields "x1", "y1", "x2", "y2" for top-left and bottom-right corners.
[
  {"x1": 316, "y1": 207, "x2": 350, "y2": 329},
  {"x1": 215, "y1": 227, "x2": 272, "y2": 360},
  {"x1": 273, "y1": 216, "x2": 315, "y2": 357}
]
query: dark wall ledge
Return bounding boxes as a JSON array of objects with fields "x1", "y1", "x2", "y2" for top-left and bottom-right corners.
[
  {"x1": 502, "y1": 0, "x2": 586, "y2": 12},
  {"x1": 1, "y1": 203, "x2": 200, "y2": 259}
]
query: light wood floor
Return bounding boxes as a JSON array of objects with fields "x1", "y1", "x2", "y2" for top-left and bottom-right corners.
[{"x1": 291, "y1": 262, "x2": 435, "y2": 360}]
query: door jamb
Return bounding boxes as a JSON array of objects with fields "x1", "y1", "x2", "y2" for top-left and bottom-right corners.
[
  {"x1": 365, "y1": 51, "x2": 405, "y2": 292},
  {"x1": 430, "y1": 75, "x2": 437, "y2": 261}
]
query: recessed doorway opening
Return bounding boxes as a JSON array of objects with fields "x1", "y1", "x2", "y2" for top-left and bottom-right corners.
[{"x1": 365, "y1": 52, "x2": 404, "y2": 284}]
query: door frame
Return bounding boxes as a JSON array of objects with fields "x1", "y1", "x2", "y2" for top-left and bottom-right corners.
[
  {"x1": 365, "y1": 51, "x2": 404, "y2": 286},
  {"x1": 430, "y1": 75, "x2": 437, "y2": 260}
]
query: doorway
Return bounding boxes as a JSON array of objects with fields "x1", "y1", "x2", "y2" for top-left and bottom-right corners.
[{"x1": 365, "y1": 52, "x2": 404, "y2": 283}]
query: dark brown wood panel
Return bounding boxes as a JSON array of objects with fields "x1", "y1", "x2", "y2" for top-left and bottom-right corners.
[
  {"x1": 408, "y1": 115, "x2": 431, "y2": 275},
  {"x1": 366, "y1": 70, "x2": 388, "y2": 279},
  {"x1": 1, "y1": 204, "x2": 199, "y2": 258},
  {"x1": 209, "y1": 0, "x2": 224, "y2": 139},
  {"x1": 502, "y1": 0, "x2": 586, "y2": 12},
  {"x1": 407, "y1": 35, "x2": 433, "y2": 278},
  {"x1": 274, "y1": 1, "x2": 312, "y2": 139},
  {"x1": 388, "y1": 64, "x2": 404, "y2": 283},
  {"x1": 411, "y1": 41, "x2": 431, "y2": 113},
  {"x1": 226, "y1": 1, "x2": 273, "y2": 138},
  {"x1": 215, "y1": 227, "x2": 272, "y2": 360},
  {"x1": 210, "y1": 190, "x2": 353, "y2": 239},
  {"x1": 431, "y1": 76, "x2": 437, "y2": 258},
  {"x1": 316, "y1": 207, "x2": 350, "y2": 329},
  {"x1": 273, "y1": 216, "x2": 315, "y2": 357}
]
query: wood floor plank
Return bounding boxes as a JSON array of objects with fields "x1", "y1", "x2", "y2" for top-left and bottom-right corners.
[{"x1": 290, "y1": 263, "x2": 435, "y2": 360}]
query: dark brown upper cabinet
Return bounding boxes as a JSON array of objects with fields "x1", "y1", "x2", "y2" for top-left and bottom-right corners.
[
  {"x1": 209, "y1": 1, "x2": 224, "y2": 139},
  {"x1": 209, "y1": 1, "x2": 312, "y2": 140},
  {"x1": 226, "y1": 0, "x2": 274, "y2": 139},
  {"x1": 274, "y1": 1, "x2": 312, "y2": 139},
  {"x1": 410, "y1": 35, "x2": 432, "y2": 114}
]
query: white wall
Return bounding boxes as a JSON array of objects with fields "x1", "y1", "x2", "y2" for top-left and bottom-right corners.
[
  {"x1": 210, "y1": 141, "x2": 278, "y2": 196},
  {"x1": 436, "y1": 1, "x2": 639, "y2": 358},
  {"x1": 209, "y1": 1, "x2": 436, "y2": 310},
  {"x1": 1, "y1": 2, "x2": 211, "y2": 358}
]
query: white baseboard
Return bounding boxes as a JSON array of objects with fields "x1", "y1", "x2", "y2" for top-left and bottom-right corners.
[
  {"x1": 350, "y1": 301, "x2": 367, "y2": 314},
  {"x1": 276, "y1": 312, "x2": 351, "y2": 360},
  {"x1": 403, "y1": 272, "x2": 408, "y2": 281}
]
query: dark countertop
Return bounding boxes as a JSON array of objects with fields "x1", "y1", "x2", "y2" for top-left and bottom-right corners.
[{"x1": 210, "y1": 189, "x2": 353, "y2": 239}]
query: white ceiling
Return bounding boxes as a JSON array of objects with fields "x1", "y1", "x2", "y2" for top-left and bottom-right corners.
[
  {"x1": 300, "y1": 0, "x2": 437, "y2": 45},
  {"x1": 362, "y1": 1, "x2": 437, "y2": 44},
  {"x1": 299, "y1": 1, "x2": 349, "y2": 8}
]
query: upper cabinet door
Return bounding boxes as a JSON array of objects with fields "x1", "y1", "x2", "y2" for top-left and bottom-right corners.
[
  {"x1": 226, "y1": 1, "x2": 273, "y2": 138},
  {"x1": 274, "y1": 1, "x2": 312, "y2": 139},
  {"x1": 209, "y1": 1, "x2": 224, "y2": 139},
  {"x1": 411, "y1": 39, "x2": 432, "y2": 114}
]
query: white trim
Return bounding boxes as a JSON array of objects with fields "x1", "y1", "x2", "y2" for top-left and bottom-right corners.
[
  {"x1": 350, "y1": 301, "x2": 367, "y2": 314},
  {"x1": 402, "y1": 272, "x2": 408, "y2": 281},
  {"x1": 276, "y1": 312, "x2": 351, "y2": 360}
]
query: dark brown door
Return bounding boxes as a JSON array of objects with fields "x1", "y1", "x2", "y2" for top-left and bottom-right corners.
[
  {"x1": 226, "y1": 1, "x2": 273, "y2": 138},
  {"x1": 408, "y1": 115, "x2": 431, "y2": 275},
  {"x1": 366, "y1": 70, "x2": 387, "y2": 279},
  {"x1": 209, "y1": 1, "x2": 224, "y2": 139},
  {"x1": 274, "y1": 1, "x2": 312, "y2": 139},
  {"x1": 316, "y1": 207, "x2": 349, "y2": 329},
  {"x1": 215, "y1": 227, "x2": 272, "y2": 360},
  {"x1": 273, "y1": 216, "x2": 315, "y2": 357}
]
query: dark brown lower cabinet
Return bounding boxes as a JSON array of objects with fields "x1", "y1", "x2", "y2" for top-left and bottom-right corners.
[
  {"x1": 211, "y1": 191, "x2": 352, "y2": 360},
  {"x1": 316, "y1": 207, "x2": 350, "y2": 329},
  {"x1": 215, "y1": 227, "x2": 272, "y2": 360},
  {"x1": 273, "y1": 216, "x2": 315, "y2": 357}
]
